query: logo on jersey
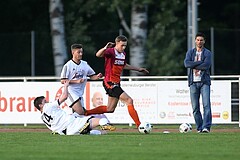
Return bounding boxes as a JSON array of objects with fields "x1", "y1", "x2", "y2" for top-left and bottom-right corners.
[
  {"x1": 72, "y1": 69, "x2": 84, "y2": 79},
  {"x1": 114, "y1": 60, "x2": 125, "y2": 65},
  {"x1": 113, "y1": 51, "x2": 125, "y2": 65}
]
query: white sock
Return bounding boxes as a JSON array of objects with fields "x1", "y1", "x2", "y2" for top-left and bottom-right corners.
[{"x1": 99, "y1": 118, "x2": 109, "y2": 126}]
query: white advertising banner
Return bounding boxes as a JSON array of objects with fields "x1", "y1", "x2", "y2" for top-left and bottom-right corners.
[
  {"x1": 0, "y1": 81, "x2": 231, "y2": 124},
  {"x1": 87, "y1": 82, "x2": 159, "y2": 124},
  {"x1": 209, "y1": 81, "x2": 232, "y2": 123},
  {"x1": 157, "y1": 81, "x2": 231, "y2": 124},
  {"x1": 0, "y1": 82, "x2": 71, "y2": 124}
]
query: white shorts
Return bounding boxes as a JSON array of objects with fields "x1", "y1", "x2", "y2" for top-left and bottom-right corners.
[
  {"x1": 66, "y1": 115, "x2": 92, "y2": 135},
  {"x1": 65, "y1": 92, "x2": 85, "y2": 109}
]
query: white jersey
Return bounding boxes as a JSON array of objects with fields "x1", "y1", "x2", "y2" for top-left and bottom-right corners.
[
  {"x1": 41, "y1": 100, "x2": 71, "y2": 133},
  {"x1": 41, "y1": 100, "x2": 93, "y2": 135},
  {"x1": 60, "y1": 60, "x2": 95, "y2": 106},
  {"x1": 60, "y1": 60, "x2": 95, "y2": 97}
]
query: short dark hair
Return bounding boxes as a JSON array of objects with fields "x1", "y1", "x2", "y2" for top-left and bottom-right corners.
[
  {"x1": 195, "y1": 32, "x2": 206, "y2": 40},
  {"x1": 115, "y1": 35, "x2": 128, "y2": 42},
  {"x1": 71, "y1": 44, "x2": 83, "y2": 50},
  {"x1": 33, "y1": 96, "x2": 45, "y2": 111}
]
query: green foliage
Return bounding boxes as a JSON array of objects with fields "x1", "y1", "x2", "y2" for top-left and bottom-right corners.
[
  {"x1": 199, "y1": 1, "x2": 240, "y2": 29},
  {"x1": 146, "y1": 0, "x2": 186, "y2": 76},
  {"x1": 0, "y1": 131, "x2": 240, "y2": 160},
  {"x1": 0, "y1": 0, "x2": 239, "y2": 76},
  {"x1": 64, "y1": 0, "x2": 120, "y2": 58},
  {"x1": 64, "y1": 0, "x2": 188, "y2": 76}
]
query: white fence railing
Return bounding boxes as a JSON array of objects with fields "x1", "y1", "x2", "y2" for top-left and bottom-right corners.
[{"x1": 0, "y1": 75, "x2": 239, "y2": 81}]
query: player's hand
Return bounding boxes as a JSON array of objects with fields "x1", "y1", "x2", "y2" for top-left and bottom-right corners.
[
  {"x1": 78, "y1": 78, "x2": 85, "y2": 83},
  {"x1": 104, "y1": 42, "x2": 115, "y2": 49},
  {"x1": 138, "y1": 68, "x2": 149, "y2": 74},
  {"x1": 64, "y1": 80, "x2": 69, "y2": 87},
  {"x1": 96, "y1": 73, "x2": 103, "y2": 79}
]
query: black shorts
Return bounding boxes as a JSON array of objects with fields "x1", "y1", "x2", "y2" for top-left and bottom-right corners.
[{"x1": 103, "y1": 81, "x2": 124, "y2": 99}]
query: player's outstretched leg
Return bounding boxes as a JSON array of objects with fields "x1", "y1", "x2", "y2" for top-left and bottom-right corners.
[
  {"x1": 127, "y1": 104, "x2": 141, "y2": 128},
  {"x1": 85, "y1": 105, "x2": 108, "y2": 115}
]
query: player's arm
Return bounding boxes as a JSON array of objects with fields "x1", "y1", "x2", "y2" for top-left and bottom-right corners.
[
  {"x1": 61, "y1": 78, "x2": 85, "y2": 84},
  {"x1": 124, "y1": 63, "x2": 149, "y2": 74},
  {"x1": 58, "y1": 80, "x2": 69, "y2": 104},
  {"x1": 89, "y1": 73, "x2": 103, "y2": 80},
  {"x1": 60, "y1": 65, "x2": 69, "y2": 84},
  {"x1": 96, "y1": 42, "x2": 115, "y2": 57},
  {"x1": 60, "y1": 78, "x2": 68, "y2": 84}
]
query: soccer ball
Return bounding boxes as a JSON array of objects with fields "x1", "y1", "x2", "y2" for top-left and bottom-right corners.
[
  {"x1": 179, "y1": 123, "x2": 192, "y2": 133},
  {"x1": 138, "y1": 122, "x2": 153, "y2": 134}
]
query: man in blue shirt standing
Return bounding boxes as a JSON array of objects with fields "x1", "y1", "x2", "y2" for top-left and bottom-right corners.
[{"x1": 184, "y1": 32, "x2": 212, "y2": 133}]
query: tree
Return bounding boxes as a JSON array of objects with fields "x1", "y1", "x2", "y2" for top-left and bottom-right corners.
[
  {"x1": 108, "y1": 0, "x2": 186, "y2": 76},
  {"x1": 146, "y1": 0, "x2": 186, "y2": 76},
  {"x1": 64, "y1": 0, "x2": 148, "y2": 77},
  {"x1": 49, "y1": 0, "x2": 68, "y2": 76},
  {"x1": 129, "y1": 1, "x2": 148, "y2": 75},
  {"x1": 116, "y1": 0, "x2": 149, "y2": 75},
  {"x1": 1, "y1": 0, "x2": 239, "y2": 76},
  {"x1": 63, "y1": 0, "x2": 186, "y2": 76},
  {"x1": 63, "y1": 0, "x2": 120, "y2": 74}
]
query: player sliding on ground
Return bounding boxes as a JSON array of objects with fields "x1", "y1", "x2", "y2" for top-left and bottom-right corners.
[
  {"x1": 33, "y1": 80, "x2": 115, "y2": 135},
  {"x1": 85, "y1": 35, "x2": 149, "y2": 128}
]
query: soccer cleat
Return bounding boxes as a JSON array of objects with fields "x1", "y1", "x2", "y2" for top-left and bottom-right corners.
[
  {"x1": 52, "y1": 131, "x2": 59, "y2": 135},
  {"x1": 79, "y1": 122, "x2": 91, "y2": 134},
  {"x1": 202, "y1": 128, "x2": 210, "y2": 133},
  {"x1": 100, "y1": 123, "x2": 116, "y2": 131}
]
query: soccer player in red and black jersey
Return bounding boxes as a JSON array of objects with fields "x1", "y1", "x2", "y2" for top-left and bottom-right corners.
[{"x1": 85, "y1": 35, "x2": 149, "y2": 128}]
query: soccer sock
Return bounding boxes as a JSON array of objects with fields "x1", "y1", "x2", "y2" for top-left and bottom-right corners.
[
  {"x1": 85, "y1": 105, "x2": 108, "y2": 116},
  {"x1": 127, "y1": 104, "x2": 141, "y2": 128}
]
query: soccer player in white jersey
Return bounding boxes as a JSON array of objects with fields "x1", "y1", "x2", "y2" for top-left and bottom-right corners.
[
  {"x1": 33, "y1": 81, "x2": 114, "y2": 135},
  {"x1": 60, "y1": 44, "x2": 115, "y2": 131},
  {"x1": 60, "y1": 44, "x2": 102, "y2": 114}
]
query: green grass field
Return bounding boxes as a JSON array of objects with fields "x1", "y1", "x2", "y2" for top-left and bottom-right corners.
[{"x1": 0, "y1": 126, "x2": 240, "y2": 160}]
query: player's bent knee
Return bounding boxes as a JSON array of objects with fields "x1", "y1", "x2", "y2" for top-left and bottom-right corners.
[
  {"x1": 107, "y1": 108, "x2": 115, "y2": 113},
  {"x1": 126, "y1": 98, "x2": 133, "y2": 105}
]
